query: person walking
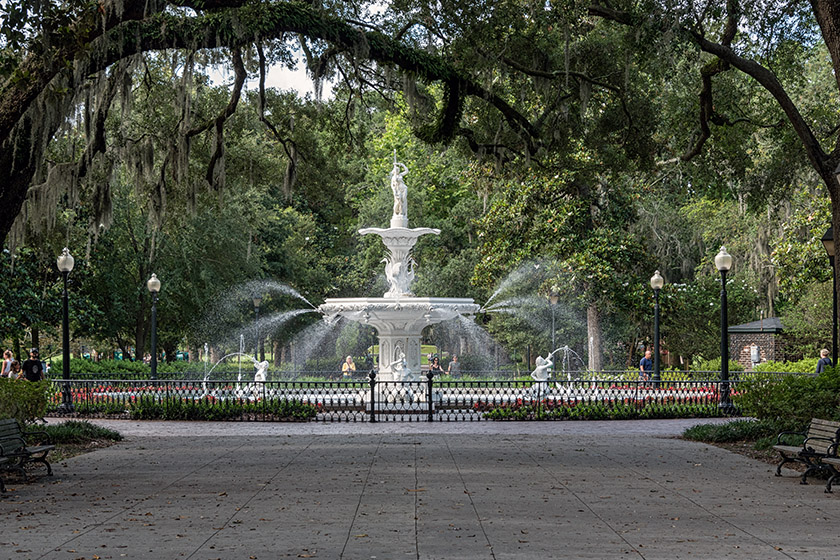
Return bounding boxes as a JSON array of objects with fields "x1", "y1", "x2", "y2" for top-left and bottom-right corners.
[
  {"x1": 429, "y1": 356, "x2": 444, "y2": 376},
  {"x1": 21, "y1": 348, "x2": 44, "y2": 381},
  {"x1": 639, "y1": 350, "x2": 653, "y2": 381},
  {"x1": 816, "y1": 348, "x2": 833, "y2": 374}
]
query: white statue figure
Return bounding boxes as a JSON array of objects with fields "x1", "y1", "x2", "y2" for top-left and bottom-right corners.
[
  {"x1": 391, "y1": 154, "x2": 408, "y2": 218},
  {"x1": 383, "y1": 253, "x2": 415, "y2": 297},
  {"x1": 391, "y1": 351, "x2": 411, "y2": 381},
  {"x1": 530, "y1": 355, "x2": 553, "y2": 399},
  {"x1": 531, "y1": 355, "x2": 553, "y2": 382},
  {"x1": 389, "y1": 350, "x2": 416, "y2": 402},
  {"x1": 254, "y1": 360, "x2": 269, "y2": 383}
]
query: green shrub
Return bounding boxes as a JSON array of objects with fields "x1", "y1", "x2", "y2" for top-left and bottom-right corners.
[
  {"x1": 0, "y1": 379, "x2": 50, "y2": 424},
  {"x1": 42, "y1": 420, "x2": 123, "y2": 444},
  {"x1": 682, "y1": 419, "x2": 790, "y2": 443},
  {"x1": 753, "y1": 358, "x2": 819, "y2": 374},
  {"x1": 735, "y1": 367, "x2": 840, "y2": 426},
  {"x1": 690, "y1": 358, "x2": 744, "y2": 377},
  {"x1": 481, "y1": 400, "x2": 725, "y2": 421}
]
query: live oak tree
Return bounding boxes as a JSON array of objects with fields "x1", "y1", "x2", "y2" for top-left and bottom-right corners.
[{"x1": 0, "y1": 0, "x2": 542, "y2": 249}]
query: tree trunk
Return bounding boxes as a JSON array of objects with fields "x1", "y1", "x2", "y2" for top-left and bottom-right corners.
[
  {"x1": 587, "y1": 303, "x2": 602, "y2": 372},
  {"x1": 31, "y1": 327, "x2": 39, "y2": 352},
  {"x1": 273, "y1": 339, "x2": 282, "y2": 367}
]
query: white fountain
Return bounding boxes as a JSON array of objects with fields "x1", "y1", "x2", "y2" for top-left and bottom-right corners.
[{"x1": 318, "y1": 155, "x2": 479, "y2": 381}]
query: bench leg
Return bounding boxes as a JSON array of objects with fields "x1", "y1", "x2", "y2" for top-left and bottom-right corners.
[
  {"x1": 826, "y1": 470, "x2": 839, "y2": 493},
  {"x1": 776, "y1": 453, "x2": 795, "y2": 476}
]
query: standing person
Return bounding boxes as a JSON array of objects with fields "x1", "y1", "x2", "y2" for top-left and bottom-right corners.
[
  {"x1": 816, "y1": 348, "x2": 833, "y2": 374},
  {"x1": 639, "y1": 350, "x2": 653, "y2": 381},
  {"x1": 21, "y1": 348, "x2": 44, "y2": 381},
  {"x1": 447, "y1": 354, "x2": 461, "y2": 378},
  {"x1": 7, "y1": 360, "x2": 21, "y2": 380},
  {"x1": 429, "y1": 356, "x2": 444, "y2": 376},
  {"x1": 342, "y1": 355, "x2": 356, "y2": 378},
  {"x1": 2, "y1": 350, "x2": 12, "y2": 378}
]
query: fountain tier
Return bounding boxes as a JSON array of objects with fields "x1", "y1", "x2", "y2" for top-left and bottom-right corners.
[{"x1": 319, "y1": 297, "x2": 479, "y2": 380}]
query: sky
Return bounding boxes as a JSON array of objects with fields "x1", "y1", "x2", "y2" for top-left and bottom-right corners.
[{"x1": 209, "y1": 54, "x2": 334, "y2": 99}]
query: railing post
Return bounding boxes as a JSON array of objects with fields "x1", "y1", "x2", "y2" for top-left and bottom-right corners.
[
  {"x1": 369, "y1": 369, "x2": 377, "y2": 423},
  {"x1": 427, "y1": 370, "x2": 434, "y2": 422}
]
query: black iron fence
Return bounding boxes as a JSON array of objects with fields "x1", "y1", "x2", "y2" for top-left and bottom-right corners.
[{"x1": 44, "y1": 371, "x2": 758, "y2": 422}]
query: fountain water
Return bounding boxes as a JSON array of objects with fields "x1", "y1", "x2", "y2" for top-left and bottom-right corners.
[{"x1": 318, "y1": 156, "x2": 480, "y2": 381}]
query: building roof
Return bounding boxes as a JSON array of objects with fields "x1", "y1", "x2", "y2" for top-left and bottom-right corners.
[{"x1": 728, "y1": 317, "x2": 785, "y2": 334}]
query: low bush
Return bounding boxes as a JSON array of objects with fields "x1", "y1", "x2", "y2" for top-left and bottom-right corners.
[
  {"x1": 0, "y1": 379, "x2": 50, "y2": 424},
  {"x1": 682, "y1": 419, "x2": 791, "y2": 443},
  {"x1": 753, "y1": 358, "x2": 820, "y2": 374},
  {"x1": 480, "y1": 400, "x2": 726, "y2": 421},
  {"x1": 42, "y1": 420, "x2": 123, "y2": 444},
  {"x1": 735, "y1": 367, "x2": 840, "y2": 426}
]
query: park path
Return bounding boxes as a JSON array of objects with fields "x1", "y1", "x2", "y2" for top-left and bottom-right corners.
[{"x1": 1, "y1": 418, "x2": 838, "y2": 559}]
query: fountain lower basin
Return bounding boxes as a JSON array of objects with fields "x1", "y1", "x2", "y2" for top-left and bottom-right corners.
[{"x1": 319, "y1": 297, "x2": 479, "y2": 380}]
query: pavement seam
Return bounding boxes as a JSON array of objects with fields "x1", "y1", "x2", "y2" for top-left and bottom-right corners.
[
  {"x1": 512, "y1": 439, "x2": 647, "y2": 559},
  {"x1": 339, "y1": 435, "x2": 384, "y2": 559},
  {"x1": 183, "y1": 437, "x2": 316, "y2": 560},
  {"x1": 444, "y1": 435, "x2": 497, "y2": 560},
  {"x1": 587, "y1": 441, "x2": 799, "y2": 560},
  {"x1": 596, "y1": 440, "x2": 800, "y2": 559},
  {"x1": 33, "y1": 438, "x2": 254, "y2": 560}
]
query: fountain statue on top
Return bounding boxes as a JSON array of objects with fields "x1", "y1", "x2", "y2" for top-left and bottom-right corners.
[
  {"x1": 360, "y1": 152, "x2": 440, "y2": 298},
  {"x1": 318, "y1": 154, "x2": 479, "y2": 381}
]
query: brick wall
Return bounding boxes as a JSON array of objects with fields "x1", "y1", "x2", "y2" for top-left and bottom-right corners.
[{"x1": 730, "y1": 332, "x2": 782, "y2": 370}]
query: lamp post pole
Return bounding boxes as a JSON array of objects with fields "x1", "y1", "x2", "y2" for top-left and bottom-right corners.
[
  {"x1": 147, "y1": 274, "x2": 161, "y2": 380},
  {"x1": 650, "y1": 270, "x2": 664, "y2": 384},
  {"x1": 549, "y1": 288, "x2": 559, "y2": 375},
  {"x1": 253, "y1": 295, "x2": 262, "y2": 361},
  {"x1": 57, "y1": 248, "x2": 75, "y2": 412},
  {"x1": 822, "y1": 227, "x2": 837, "y2": 367},
  {"x1": 715, "y1": 247, "x2": 733, "y2": 409}
]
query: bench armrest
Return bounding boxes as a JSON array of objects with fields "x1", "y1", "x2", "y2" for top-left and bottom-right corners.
[
  {"x1": 24, "y1": 429, "x2": 53, "y2": 446},
  {"x1": 803, "y1": 436, "x2": 836, "y2": 452},
  {"x1": 776, "y1": 430, "x2": 806, "y2": 445}
]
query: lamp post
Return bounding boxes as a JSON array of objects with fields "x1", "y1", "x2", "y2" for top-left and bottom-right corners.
[
  {"x1": 253, "y1": 295, "x2": 262, "y2": 361},
  {"x1": 56, "y1": 248, "x2": 75, "y2": 411},
  {"x1": 650, "y1": 270, "x2": 664, "y2": 384},
  {"x1": 822, "y1": 227, "x2": 837, "y2": 368},
  {"x1": 715, "y1": 246, "x2": 733, "y2": 409},
  {"x1": 147, "y1": 274, "x2": 161, "y2": 380}
]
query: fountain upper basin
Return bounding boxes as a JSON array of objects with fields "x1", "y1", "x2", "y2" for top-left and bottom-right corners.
[{"x1": 319, "y1": 297, "x2": 479, "y2": 333}]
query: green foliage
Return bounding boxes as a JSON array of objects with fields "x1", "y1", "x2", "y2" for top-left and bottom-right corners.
[
  {"x1": 689, "y1": 358, "x2": 744, "y2": 374},
  {"x1": 682, "y1": 419, "x2": 788, "y2": 443},
  {"x1": 128, "y1": 396, "x2": 317, "y2": 421},
  {"x1": 753, "y1": 358, "x2": 818, "y2": 374},
  {"x1": 779, "y1": 281, "x2": 833, "y2": 361},
  {"x1": 0, "y1": 379, "x2": 50, "y2": 424},
  {"x1": 479, "y1": 400, "x2": 725, "y2": 421},
  {"x1": 41, "y1": 420, "x2": 123, "y2": 444},
  {"x1": 735, "y1": 368, "x2": 840, "y2": 426}
]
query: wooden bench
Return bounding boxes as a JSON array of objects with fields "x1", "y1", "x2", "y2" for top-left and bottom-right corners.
[
  {"x1": 773, "y1": 418, "x2": 840, "y2": 484},
  {"x1": 0, "y1": 418, "x2": 55, "y2": 485}
]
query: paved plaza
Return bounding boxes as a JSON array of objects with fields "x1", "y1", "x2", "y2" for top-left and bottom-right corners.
[{"x1": 2, "y1": 418, "x2": 839, "y2": 559}]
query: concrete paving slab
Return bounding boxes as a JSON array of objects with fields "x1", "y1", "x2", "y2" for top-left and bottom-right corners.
[{"x1": 1, "y1": 418, "x2": 838, "y2": 559}]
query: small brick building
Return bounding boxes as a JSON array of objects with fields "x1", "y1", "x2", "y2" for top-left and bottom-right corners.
[{"x1": 728, "y1": 317, "x2": 785, "y2": 370}]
